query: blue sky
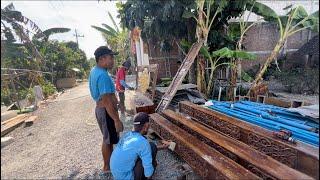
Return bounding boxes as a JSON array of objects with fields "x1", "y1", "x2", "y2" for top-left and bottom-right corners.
[{"x1": 1, "y1": 0, "x2": 121, "y2": 59}]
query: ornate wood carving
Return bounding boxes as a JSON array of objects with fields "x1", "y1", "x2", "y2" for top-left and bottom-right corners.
[
  {"x1": 180, "y1": 102, "x2": 299, "y2": 168},
  {"x1": 188, "y1": 108, "x2": 241, "y2": 140},
  {"x1": 149, "y1": 119, "x2": 227, "y2": 179},
  {"x1": 247, "y1": 164, "x2": 275, "y2": 180},
  {"x1": 247, "y1": 133, "x2": 298, "y2": 167}
]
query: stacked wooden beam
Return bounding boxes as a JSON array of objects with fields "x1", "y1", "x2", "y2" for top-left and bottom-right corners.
[
  {"x1": 153, "y1": 84, "x2": 205, "y2": 109},
  {"x1": 179, "y1": 101, "x2": 319, "y2": 179},
  {"x1": 1, "y1": 114, "x2": 29, "y2": 136},
  {"x1": 150, "y1": 114, "x2": 260, "y2": 179},
  {"x1": 149, "y1": 101, "x2": 318, "y2": 179}
]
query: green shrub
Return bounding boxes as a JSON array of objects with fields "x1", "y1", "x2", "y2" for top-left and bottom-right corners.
[
  {"x1": 274, "y1": 68, "x2": 319, "y2": 94},
  {"x1": 1, "y1": 88, "x2": 11, "y2": 106},
  {"x1": 41, "y1": 82, "x2": 57, "y2": 98}
]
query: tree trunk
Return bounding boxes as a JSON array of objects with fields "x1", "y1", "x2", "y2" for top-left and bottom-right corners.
[
  {"x1": 187, "y1": 19, "x2": 197, "y2": 84},
  {"x1": 248, "y1": 41, "x2": 284, "y2": 96},
  {"x1": 228, "y1": 60, "x2": 237, "y2": 101},
  {"x1": 189, "y1": 63, "x2": 197, "y2": 84},
  {"x1": 206, "y1": 67, "x2": 215, "y2": 97},
  {"x1": 197, "y1": 57, "x2": 202, "y2": 91},
  {"x1": 197, "y1": 56, "x2": 206, "y2": 94}
]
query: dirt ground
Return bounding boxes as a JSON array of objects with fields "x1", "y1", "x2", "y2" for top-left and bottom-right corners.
[
  {"x1": 1, "y1": 82, "x2": 191, "y2": 179},
  {"x1": 267, "y1": 79, "x2": 319, "y2": 104}
]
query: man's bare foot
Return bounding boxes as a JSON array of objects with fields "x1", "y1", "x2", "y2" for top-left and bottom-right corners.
[{"x1": 102, "y1": 166, "x2": 110, "y2": 173}]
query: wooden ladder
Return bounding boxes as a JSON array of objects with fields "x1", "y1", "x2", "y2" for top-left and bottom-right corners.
[{"x1": 156, "y1": 41, "x2": 204, "y2": 112}]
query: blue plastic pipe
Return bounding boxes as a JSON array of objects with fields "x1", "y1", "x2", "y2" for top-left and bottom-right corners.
[{"x1": 208, "y1": 103, "x2": 319, "y2": 146}]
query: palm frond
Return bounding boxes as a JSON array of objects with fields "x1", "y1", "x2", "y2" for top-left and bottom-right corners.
[
  {"x1": 108, "y1": 11, "x2": 120, "y2": 32},
  {"x1": 34, "y1": 27, "x2": 71, "y2": 41},
  {"x1": 102, "y1": 23, "x2": 118, "y2": 36},
  {"x1": 91, "y1": 25, "x2": 117, "y2": 37}
]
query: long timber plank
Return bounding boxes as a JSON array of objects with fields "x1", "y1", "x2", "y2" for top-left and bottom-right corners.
[
  {"x1": 156, "y1": 41, "x2": 204, "y2": 112},
  {"x1": 163, "y1": 109, "x2": 313, "y2": 180},
  {"x1": 179, "y1": 101, "x2": 319, "y2": 179},
  {"x1": 1, "y1": 114, "x2": 29, "y2": 136},
  {"x1": 1, "y1": 114, "x2": 27, "y2": 126},
  {"x1": 149, "y1": 113, "x2": 260, "y2": 180}
]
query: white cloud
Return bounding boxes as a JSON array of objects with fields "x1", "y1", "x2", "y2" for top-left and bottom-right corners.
[{"x1": 1, "y1": 0, "x2": 122, "y2": 58}]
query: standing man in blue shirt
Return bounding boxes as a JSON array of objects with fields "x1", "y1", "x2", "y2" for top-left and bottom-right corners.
[
  {"x1": 110, "y1": 112, "x2": 171, "y2": 180},
  {"x1": 89, "y1": 46, "x2": 124, "y2": 173}
]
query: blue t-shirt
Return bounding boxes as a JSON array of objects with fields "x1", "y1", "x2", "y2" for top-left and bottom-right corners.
[
  {"x1": 88, "y1": 66, "x2": 115, "y2": 102},
  {"x1": 110, "y1": 131, "x2": 154, "y2": 180}
]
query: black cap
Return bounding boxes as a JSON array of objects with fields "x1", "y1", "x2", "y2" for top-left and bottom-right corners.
[
  {"x1": 133, "y1": 112, "x2": 150, "y2": 125},
  {"x1": 122, "y1": 60, "x2": 131, "y2": 69},
  {"x1": 94, "y1": 46, "x2": 118, "y2": 61}
]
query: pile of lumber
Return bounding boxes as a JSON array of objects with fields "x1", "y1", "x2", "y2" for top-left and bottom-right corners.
[
  {"x1": 153, "y1": 84, "x2": 206, "y2": 109},
  {"x1": 150, "y1": 101, "x2": 319, "y2": 179},
  {"x1": 1, "y1": 114, "x2": 38, "y2": 137}
]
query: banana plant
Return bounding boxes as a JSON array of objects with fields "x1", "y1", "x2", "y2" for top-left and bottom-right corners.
[
  {"x1": 33, "y1": 28, "x2": 71, "y2": 42},
  {"x1": 228, "y1": 2, "x2": 262, "y2": 100},
  {"x1": 1, "y1": 3, "x2": 45, "y2": 65},
  {"x1": 206, "y1": 47, "x2": 256, "y2": 97},
  {"x1": 182, "y1": 0, "x2": 227, "y2": 45},
  {"x1": 91, "y1": 12, "x2": 121, "y2": 38},
  {"x1": 247, "y1": 2, "x2": 319, "y2": 95},
  {"x1": 181, "y1": 40, "x2": 256, "y2": 97},
  {"x1": 91, "y1": 11, "x2": 130, "y2": 67},
  {"x1": 182, "y1": 0, "x2": 228, "y2": 92}
]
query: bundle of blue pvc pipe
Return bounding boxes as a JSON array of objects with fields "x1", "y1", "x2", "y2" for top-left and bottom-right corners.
[{"x1": 205, "y1": 100, "x2": 319, "y2": 147}]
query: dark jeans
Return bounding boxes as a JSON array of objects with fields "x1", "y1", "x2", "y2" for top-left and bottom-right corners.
[
  {"x1": 118, "y1": 92, "x2": 125, "y2": 114},
  {"x1": 134, "y1": 142, "x2": 157, "y2": 180}
]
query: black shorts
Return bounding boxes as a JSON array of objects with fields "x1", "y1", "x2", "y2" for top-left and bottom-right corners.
[{"x1": 95, "y1": 107, "x2": 119, "y2": 144}]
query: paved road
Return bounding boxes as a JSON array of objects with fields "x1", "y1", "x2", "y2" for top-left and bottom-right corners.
[{"x1": 1, "y1": 82, "x2": 188, "y2": 179}]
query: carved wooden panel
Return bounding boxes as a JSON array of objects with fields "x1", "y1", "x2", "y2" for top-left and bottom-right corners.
[
  {"x1": 247, "y1": 164, "x2": 275, "y2": 180},
  {"x1": 248, "y1": 133, "x2": 298, "y2": 167},
  {"x1": 164, "y1": 113, "x2": 282, "y2": 180},
  {"x1": 184, "y1": 108, "x2": 241, "y2": 140},
  {"x1": 166, "y1": 115, "x2": 239, "y2": 161},
  {"x1": 149, "y1": 118, "x2": 227, "y2": 179},
  {"x1": 180, "y1": 103, "x2": 300, "y2": 168},
  {"x1": 179, "y1": 103, "x2": 194, "y2": 116}
]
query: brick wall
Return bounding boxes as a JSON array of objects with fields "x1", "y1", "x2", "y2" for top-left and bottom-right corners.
[
  {"x1": 241, "y1": 23, "x2": 318, "y2": 71},
  {"x1": 146, "y1": 39, "x2": 183, "y2": 80},
  {"x1": 144, "y1": 22, "x2": 318, "y2": 79}
]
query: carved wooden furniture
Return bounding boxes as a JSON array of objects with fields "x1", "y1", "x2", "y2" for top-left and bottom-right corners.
[{"x1": 179, "y1": 101, "x2": 319, "y2": 179}]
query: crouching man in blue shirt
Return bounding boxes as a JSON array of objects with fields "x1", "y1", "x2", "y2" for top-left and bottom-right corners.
[{"x1": 110, "y1": 112, "x2": 171, "y2": 180}]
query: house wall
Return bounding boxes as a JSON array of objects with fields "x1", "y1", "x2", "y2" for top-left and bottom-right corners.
[{"x1": 145, "y1": 39, "x2": 183, "y2": 80}]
